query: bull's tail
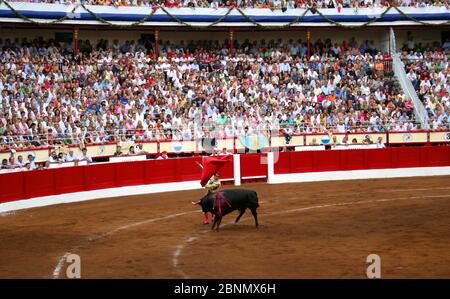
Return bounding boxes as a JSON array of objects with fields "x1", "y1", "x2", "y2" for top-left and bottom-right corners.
[{"x1": 249, "y1": 191, "x2": 259, "y2": 228}]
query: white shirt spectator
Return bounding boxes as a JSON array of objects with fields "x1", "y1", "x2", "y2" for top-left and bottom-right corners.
[
  {"x1": 80, "y1": 153, "x2": 92, "y2": 163},
  {"x1": 64, "y1": 152, "x2": 79, "y2": 162}
]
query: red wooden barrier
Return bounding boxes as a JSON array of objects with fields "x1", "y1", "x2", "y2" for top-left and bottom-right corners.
[
  {"x1": 84, "y1": 163, "x2": 116, "y2": 191},
  {"x1": 1, "y1": 147, "x2": 449, "y2": 204},
  {"x1": 54, "y1": 166, "x2": 85, "y2": 195},
  {"x1": 240, "y1": 153, "x2": 267, "y2": 179},
  {"x1": 0, "y1": 157, "x2": 206, "y2": 204},
  {"x1": 116, "y1": 161, "x2": 146, "y2": 187},
  {"x1": 0, "y1": 172, "x2": 24, "y2": 203},
  {"x1": 23, "y1": 169, "x2": 55, "y2": 199},
  {"x1": 366, "y1": 148, "x2": 392, "y2": 169},
  {"x1": 274, "y1": 146, "x2": 450, "y2": 174}
]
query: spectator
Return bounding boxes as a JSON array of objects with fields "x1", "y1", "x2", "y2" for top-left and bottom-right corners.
[
  {"x1": 363, "y1": 135, "x2": 373, "y2": 144},
  {"x1": 443, "y1": 38, "x2": 450, "y2": 51},
  {"x1": 219, "y1": 147, "x2": 229, "y2": 155},
  {"x1": 331, "y1": 135, "x2": 339, "y2": 146},
  {"x1": 341, "y1": 134, "x2": 349, "y2": 145},
  {"x1": 129, "y1": 146, "x2": 137, "y2": 155},
  {"x1": 27, "y1": 154, "x2": 37, "y2": 170},
  {"x1": 309, "y1": 138, "x2": 319, "y2": 146},
  {"x1": 134, "y1": 144, "x2": 147, "y2": 155},
  {"x1": 48, "y1": 151, "x2": 61, "y2": 163},
  {"x1": 8, "y1": 155, "x2": 19, "y2": 169},
  {"x1": 64, "y1": 149, "x2": 79, "y2": 162},
  {"x1": 157, "y1": 151, "x2": 169, "y2": 159},
  {"x1": 1, "y1": 158, "x2": 8, "y2": 169},
  {"x1": 114, "y1": 145, "x2": 124, "y2": 156},
  {"x1": 79, "y1": 148, "x2": 93, "y2": 163},
  {"x1": 376, "y1": 136, "x2": 385, "y2": 148},
  {"x1": 16, "y1": 155, "x2": 25, "y2": 168}
]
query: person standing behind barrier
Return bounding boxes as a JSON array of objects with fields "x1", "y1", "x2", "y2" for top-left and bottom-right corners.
[
  {"x1": 1, "y1": 159, "x2": 8, "y2": 169},
  {"x1": 80, "y1": 148, "x2": 93, "y2": 163},
  {"x1": 156, "y1": 151, "x2": 169, "y2": 160},
  {"x1": 8, "y1": 156, "x2": 19, "y2": 169},
  {"x1": 114, "y1": 145, "x2": 123, "y2": 156},
  {"x1": 16, "y1": 155, "x2": 25, "y2": 168},
  {"x1": 341, "y1": 134, "x2": 349, "y2": 146},
  {"x1": 27, "y1": 154, "x2": 37, "y2": 170},
  {"x1": 65, "y1": 149, "x2": 79, "y2": 162},
  {"x1": 49, "y1": 151, "x2": 61, "y2": 163},
  {"x1": 376, "y1": 137, "x2": 385, "y2": 148},
  {"x1": 128, "y1": 146, "x2": 136, "y2": 156}
]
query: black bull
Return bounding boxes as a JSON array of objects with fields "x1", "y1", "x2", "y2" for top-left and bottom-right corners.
[{"x1": 194, "y1": 189, "x2": 259, "y2": 230}]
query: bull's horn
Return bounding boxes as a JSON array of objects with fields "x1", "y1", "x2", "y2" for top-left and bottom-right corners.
[{"x1": 191, "y1": 201, "x2": 200, "y2": 205}]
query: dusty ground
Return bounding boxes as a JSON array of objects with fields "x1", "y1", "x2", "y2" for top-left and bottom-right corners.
[{"x1": 0, "y1": 176, "x2": 449, "y2": 278}]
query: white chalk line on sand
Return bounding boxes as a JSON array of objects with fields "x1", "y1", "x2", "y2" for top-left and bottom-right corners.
[
  {"x1": 276, "y1": 186, "x2": 450, "y2": 202},
  {"x1": 52, "y1": 210, "x2": 198, "y2": 278},
  {"x1": 51, "y1": 185, "x2": 450, "y2": 278},
  {"x1": 268, "y1": 194, "x2": 450, "y2": 216},
  {"x1": 89, "y1": 211, "x2": 197, "y2": 241},
  {"x1": 173, "y1": 193, "x2": 450, "y2": 279}
]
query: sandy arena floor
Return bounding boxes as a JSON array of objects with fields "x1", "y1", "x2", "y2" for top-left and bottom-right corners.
[{"x1": 0, "y1": 176, "x2": 449, "y2": 278}]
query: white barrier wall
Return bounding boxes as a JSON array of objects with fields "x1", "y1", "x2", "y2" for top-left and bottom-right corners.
[{"x1": 109, "y1": 155, "x2": 147, "y2": 163}]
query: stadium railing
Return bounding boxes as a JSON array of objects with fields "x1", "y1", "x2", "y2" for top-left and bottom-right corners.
[{"x1": 0, "y1": 129, "x2": 449, "y2": 166}]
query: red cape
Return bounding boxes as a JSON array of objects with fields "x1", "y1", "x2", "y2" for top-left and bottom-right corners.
[{"x1": 200, "y1": 155, "x2": 233, "y2": 186}]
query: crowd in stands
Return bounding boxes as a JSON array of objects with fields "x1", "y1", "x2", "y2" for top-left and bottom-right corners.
[
  {"x1": 0, "y1": 35, "x2": 420, "y2": 153},
  {"x1": 5, "y1": 0, "x2": 450, "y2": 9},
  {"x1": 0, "y1": 148, "x2": 92, "y2": 171},
  {"x1": 401, "y1": 34, "x2": 450, "y2": 130}
]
